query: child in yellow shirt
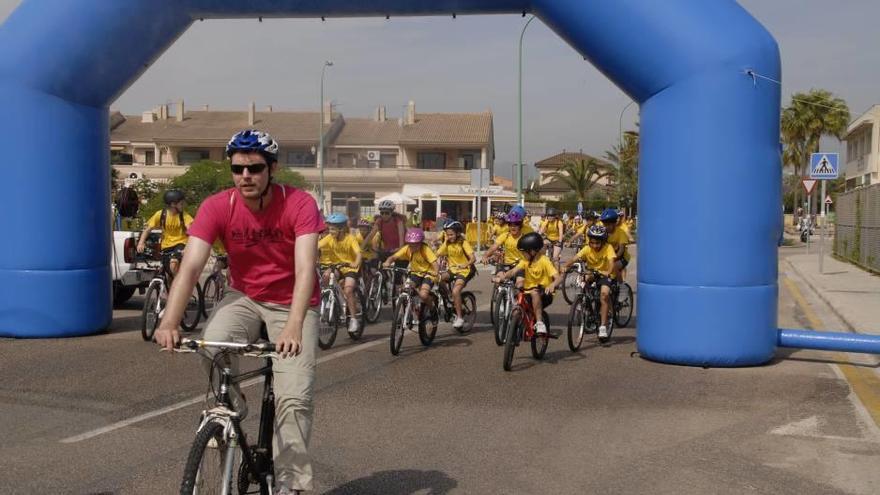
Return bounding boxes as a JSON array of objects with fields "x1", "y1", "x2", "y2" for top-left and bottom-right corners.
[
  {"x1": 561, "y1": 225, "x2": 617, "y2": 340},
  {"x1": 436, "y1": 220, "x2": 476, "y2": 330},
  {"x1": 493, "y1": 232, "x2": 561, "y2": 335}
]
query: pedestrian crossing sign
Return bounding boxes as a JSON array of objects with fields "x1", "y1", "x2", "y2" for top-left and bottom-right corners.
[{"x1": 810, "y1": 153, "x2": 839, "y2": 179}]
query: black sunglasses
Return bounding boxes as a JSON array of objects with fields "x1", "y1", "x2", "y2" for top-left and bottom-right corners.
[
  {"x1": 380, "y1": 211, "x2": 392, "y2": 215},
  {"x1": 230, "y1": 163, "x2": 268, "y2": 175}
]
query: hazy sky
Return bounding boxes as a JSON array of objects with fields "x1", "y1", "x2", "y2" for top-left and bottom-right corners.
[{"x1": 1, "y1": 1, "x2": 876, "y2": 177}]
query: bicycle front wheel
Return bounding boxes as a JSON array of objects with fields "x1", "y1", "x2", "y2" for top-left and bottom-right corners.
[
  {"x1": 562, "y1": 269, "x2": 580, "y2": 305},
  {"x1": 348, "y1": 287, "x2": 366, "y2": 340},
  {"x1": 459, "y1": 292, "x2": 477, "y2": 334},
  {"x1": 567, "y1": 295, "x2": 586, "y2": 352},
  {"x1": 489, "y1": 286, "x2": 500, "y2": 327},
  {"x1": 614, "y1": 282, "x2": 634, "y2": 328},
  {"x1": 503, "y1": 308, "x2": 523, "y2": 371},
  {"x1": 318, "y1": 294, "x2": 339, "y2": 350},
  {"x1": 141, "y1": 282, "x2": 161, "y2": 342},
  {"x1": 390, "y1": 299, "x2": 407, "y2": 355},
  {"x1": 418, "y1": 298, "x2": 438, "y2": 347},
  {"x1": 180, "y1": 419, "x2": 235, "y2": 494},
  {"x1": 364, "y1": 272, "x2": 383, "y2": 323},
  {"x1": 201, "y1": 274, "x2": 223, "y2": 320},
  {"x1": 180, "y1": 282, "x2": 203, "y2": 332}
]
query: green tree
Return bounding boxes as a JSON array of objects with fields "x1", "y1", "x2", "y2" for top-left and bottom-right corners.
[
  {"x1": 548, "y1": 157, "x2": 613, "y2": 203},
  {"x1": 604, "y1": 130, "x2": 640, "y2": 214},
  {"x1": 781, "y1": 89, "x2": 850, "y2": 218},
  {"x1": 140, "y1": 160, "x2": 309, "y2": 222}
]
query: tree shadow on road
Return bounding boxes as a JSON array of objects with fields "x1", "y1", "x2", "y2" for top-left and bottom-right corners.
[{"x1": 323, "y1": 469, "x2": 457, "y2": 495}]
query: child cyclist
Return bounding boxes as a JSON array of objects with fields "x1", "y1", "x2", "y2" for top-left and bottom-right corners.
[
  {"x1": 436, "y1": 220, "x2": 476, "y2": 330},
  {"x1": 355, "y1": 218, "x2": 380, "y2": 287},
  {"x1": 383, "y1": 228, "x2": 440, "y2": 322},
  {"x1": 599, "y1": 209, "x2": 633, "y2": 282},
  {"x1": 492, "y1": 232, "x2": 561, "y2": 336},
  {"x1": 482, "y1": 209, "x2": 528, "y2": 287},
  {"x1": 560, "y1": 224, "x2": 617, "y2": 341},
  {"x1": 318, "y1": 213, "x2": 363, "y2": 334}
]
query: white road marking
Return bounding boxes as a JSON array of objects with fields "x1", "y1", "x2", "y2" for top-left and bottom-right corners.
[{"x1": 61, "y1": 301, "x2": 492, "y2": 444}]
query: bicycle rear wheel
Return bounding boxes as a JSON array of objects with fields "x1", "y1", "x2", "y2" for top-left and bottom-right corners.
[
  {"x1": 180, "y1": 419, "x2": 235, "y2": 494},
  {"x1": 180, "y1": 282, "x2": 203, "y2": 332},
  {"x1": 364, "y1": 272, "x2": 383, "y2": 323},
  {"x1": 567, "y1": 295, "x2": 586, "y2": 352},
  {"x1": 563, "y1": 269, "x2": 581, "y2": 305},
  {"x1": 530, "y1": 311, "x2": 550, "y2": 360},
  {"x1": 503, "y1": 308, "x2": 523, "y2": 371},
  {"x1": 614, "y1": 282, "x2": 634, "y2": 328},
  {"x1": 348, "y1": 287, "x2": 366, "y2": 340},
  {"x1": 140, "y1": 282, "x2": 160, "y2": 342},
  {"x1": 390, "y1": 299, "x2": 407, "y2": 355},
  {"x1": 459, "y1": 292, "x2": 477, "y2": 334},
  {"x1": 318, "y1": 294, "x2": 339, "y2": 350}
]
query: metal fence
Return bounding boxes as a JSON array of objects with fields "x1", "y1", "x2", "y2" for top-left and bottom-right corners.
[{"x1": 834, "y1": 183, "x2": 880, "y2": 273}]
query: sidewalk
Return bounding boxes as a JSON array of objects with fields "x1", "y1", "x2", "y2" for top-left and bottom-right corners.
[{"x1": 784, "y1": 238, "x2": 880, "y2": 336}]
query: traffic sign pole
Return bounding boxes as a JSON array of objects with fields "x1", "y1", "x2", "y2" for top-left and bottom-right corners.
[{"x1": 819, "y1": 179, "x2": 825, "y2": 274}]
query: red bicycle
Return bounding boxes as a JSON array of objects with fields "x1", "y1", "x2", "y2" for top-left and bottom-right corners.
[{"x1": 502, "y1": 288, "x2": 552, "y2": 371}]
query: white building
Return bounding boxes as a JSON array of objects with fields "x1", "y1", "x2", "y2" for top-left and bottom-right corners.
[{"x1": 843, "y1": 104, "x2": 880, "y2": 190}]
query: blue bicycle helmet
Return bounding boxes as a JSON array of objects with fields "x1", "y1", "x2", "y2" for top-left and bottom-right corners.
[
  {"x1": 600, "y1": 208, "x2": 619, "y2": 223},
  {"x1": 226, "y1": 129, "x2": 279, "y2": 163},
  {"x1": 587, "y1": 224, "x2": 608, "y2": 241},
  {"x1": 326, "y1": 213, "x2": 348, "y2": 225},
  {"x1": 509, "y1": 204, "x2": 527, "y2": 217}
]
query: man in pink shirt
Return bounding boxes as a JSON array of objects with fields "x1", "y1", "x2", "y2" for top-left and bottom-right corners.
[{"x1": 155, "y1": 129, "x2": 324, "y2": 494}]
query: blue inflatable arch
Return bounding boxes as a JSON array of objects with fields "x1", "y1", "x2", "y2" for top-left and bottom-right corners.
[{"x1": 0, "y1": 0, "x2": 786, "y2": 366}]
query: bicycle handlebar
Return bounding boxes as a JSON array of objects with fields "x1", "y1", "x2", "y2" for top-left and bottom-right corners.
[{"x1": 175, "y1": 338, "x2": 276, "y2": 356}]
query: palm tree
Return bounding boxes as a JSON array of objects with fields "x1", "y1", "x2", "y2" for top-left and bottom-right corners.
[
  {"x1": 604, "y1": 130, "x2": 640, "y2": 214},
  {"x1": 549, "y1": 156, "x2": 614, "y2": 202},
  {"x1": 781, "y1": 89, "x2": 850, "y2": 218}
]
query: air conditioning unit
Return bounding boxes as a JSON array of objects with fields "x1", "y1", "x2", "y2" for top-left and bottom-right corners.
[{"x1": 366, "y1": 150, "x2": 381, "y2": 162}]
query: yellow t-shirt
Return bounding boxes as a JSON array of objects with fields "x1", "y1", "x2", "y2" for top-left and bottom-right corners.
[
  {"x1": 575, "y1": 243, "x2": 616, "y2": 276},
  {"x1": 318, "y1": 234, "x2": 362, "y2": 273},
  {"x1": 540, "y1": 219, "x2": 564, "y2": 241},
  {"x1": 606, "y1": 227, "x2": 631, "y2": 261},
  {"x1": 355, "y1": 231, "x2": 377, "y2": 260},
  {"x1": 393, "y1": 243, "x2": 438, "y2": 278},
  {"x1": 493, "y1": 224, "x2": 508, "y2": 238},
  {"x1": 147, "y1": 209, "x2": 193, "y2": 250},
  {"x1": 495, "y1": 231, "x2": 525, "y2": 266},
  {"x1": 514, "y1": 254, "x2": 559, "y2": 291},
  {"x1": 437, "y1": 240, "x2": 474, "y2": 276}
]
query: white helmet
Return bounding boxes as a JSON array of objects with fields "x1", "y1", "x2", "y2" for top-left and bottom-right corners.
[{"x1": 378, "y1": 199, "x2": 395, "y2": 211}]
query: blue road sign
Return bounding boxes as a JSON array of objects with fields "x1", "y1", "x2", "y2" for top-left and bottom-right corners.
[
  {"x1": 810, "y1": 153, "x2": 839, "y2": 179},
  {"x1": 577, "y1": 202, "x2": 584, "y2": 215}
]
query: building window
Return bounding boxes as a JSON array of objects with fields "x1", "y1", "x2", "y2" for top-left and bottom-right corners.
[
  {"x1": 417, "y1": 152, "x2": 446, "y2": 170},
  {"x1": 145, "y1": 150, "x2": 155, "y2": 166},
  {"x1": 459, "y1": 150, "x2": 480, "y2": 170},
  {"x1": 286, "y1": 149, "x2": 316, "y2": 167},
  {"x1": 178, "y1": 149, "x2": 210, "y2": 165},
  {"x1": 337, "y1": 153, "x2": 357, "y2": 168},
  {"x1": 380, "y1": 153, "x2": 398, "y2": 168},
  {"x1": 111, "y1": 150, "x2": 133, "y2": 165}
]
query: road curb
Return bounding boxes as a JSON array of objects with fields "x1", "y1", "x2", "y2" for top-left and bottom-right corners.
[{"x1": 784, "y1": 258, "x2": 857, "y2": 333}]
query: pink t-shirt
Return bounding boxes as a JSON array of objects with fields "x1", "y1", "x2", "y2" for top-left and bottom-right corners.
[{"x1": 188, "y1": 184, "x2": 325, "y2": 306}]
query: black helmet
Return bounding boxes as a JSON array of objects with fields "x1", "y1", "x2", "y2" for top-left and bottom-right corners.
[
  {"x1": 517, "y1": 232, "x2": 544, "y2": 252},
  {"x1": 163, "y1": 189, "x2": 185, "y2": 205},
  {"x1": 545, "y1": 207, "x2": 558, "y2": 217},
  {"x1": 444, "y1": 220, "x2": 464, "y2": 233}
]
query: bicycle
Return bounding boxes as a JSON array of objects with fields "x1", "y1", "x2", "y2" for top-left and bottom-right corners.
[
  {"x1": 566, "y1": 270, "x2": 634, "y2": 350},
  {"x1": 363, "y1": 263, "x2": 396, "y2": 324},
  {"x1": 435, "y1": 270, "x2": 477, "y2": 334},
  {"x1": 176, "y1": 338, "x2": 279, "y2": 495},
  {"x1": 502, "y1": 288, "x2": 553, "y2": 371},
  {"x1": 202, "y1": 254, "x2": 229, "y2": 319},
  {"x1": 318, "y1": 263, "x2": 366, "y2": 350},
  {"x1": 492, "y1": 279, "x2": 516, "y2": 347},
  {"x1": 561, "y1": 260, "x2": 586, "y2": 305},
  {"x1": 139, "y1": 250, "x2": 203, "y2": 342},
  {"x1": 389, "y1": 268, "x2": 437, "y2": 355}
]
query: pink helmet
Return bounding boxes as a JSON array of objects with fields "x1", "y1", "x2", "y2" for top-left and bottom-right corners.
[{"x1": 404, "y1": 227, "x2": 425, "y2": 243}]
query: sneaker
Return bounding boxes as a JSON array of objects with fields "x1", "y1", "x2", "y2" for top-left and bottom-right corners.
[
  {"x1": 535, "y1": 321, "x2": 548, "y2": 335},
  {"x1": 348, "y1": 318, "x2": 359, "y2": 334},
  {"x1": 453, "y1": 316, "x2": 465, "y2": 328},
  {"x1": 598, "y1": 325, "x2": 608, "y2": 339},
  {"x1": 275, "y1": 487, "x2": 301, "y2": 495}
]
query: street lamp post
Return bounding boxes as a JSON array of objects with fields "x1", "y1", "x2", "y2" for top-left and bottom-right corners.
[
  {"x1": 517, "y1": 15, "x2": 536, "y2": 206},
  {"x1": 618, "y1": 99, "x2": 635, "y2": 208},
  {"x1": 318, "y1": 60, "x2": 333, "y2": 213}
]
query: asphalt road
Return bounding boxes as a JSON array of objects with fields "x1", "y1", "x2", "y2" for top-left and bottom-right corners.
[{"x1": 2, "y1": 245, "x2": 879, "y2": 494}]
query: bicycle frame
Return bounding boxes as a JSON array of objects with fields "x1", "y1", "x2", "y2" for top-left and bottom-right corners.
[{"x1": 514, "y1": 290, "x2": 538, "y2": 342}]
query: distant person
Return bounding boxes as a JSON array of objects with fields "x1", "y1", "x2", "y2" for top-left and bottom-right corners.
[
  {"x1": 136, "y1": 189, "x2": 193, "y2": 277},
  {"x1": 363, "y1": 200, "x2": 407, "y2": 258}
]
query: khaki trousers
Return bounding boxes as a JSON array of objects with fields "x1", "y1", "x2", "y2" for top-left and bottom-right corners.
[{"x1": 201, "y1": 288, "x2": 318, "y2": 491}]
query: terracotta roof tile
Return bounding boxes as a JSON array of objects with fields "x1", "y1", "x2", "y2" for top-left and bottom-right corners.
[
  {"x1": 400, "y1": 112, "x2": 492, "y2": 145},
  {"x1": 334, "y1": 118, "x2": 400, "y2": 146}
]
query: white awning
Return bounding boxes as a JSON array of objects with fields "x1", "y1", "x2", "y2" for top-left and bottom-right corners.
[{"x1": 402, "y1": 184, "x2": 516, "y2": 201}]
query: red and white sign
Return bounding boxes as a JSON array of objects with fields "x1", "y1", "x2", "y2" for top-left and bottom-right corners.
[
  {"x1": 825, "y1": 195, "x2": 833, "y2": 205},
  {"x1": 802, "y1": 179, "x2": 818, "y2": 195}
]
